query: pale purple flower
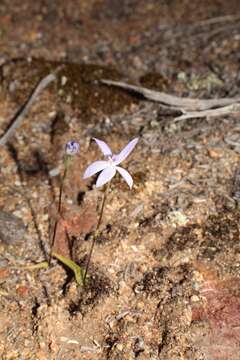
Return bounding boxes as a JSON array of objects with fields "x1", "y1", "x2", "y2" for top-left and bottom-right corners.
[
  {"x1": 83, "y1": 137, "x2": 139, "y2": 188},
  {"x1": 65, "y1": 141, "x2": 80, "y2": 155}
]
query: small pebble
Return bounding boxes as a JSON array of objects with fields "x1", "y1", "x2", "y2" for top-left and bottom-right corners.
[
  {"x1": 49, "y1": 167, "x2": 60, "y2": 177},
  {"x1": 0, "y1": 210, "x2": 26, "y2": 245},
  {"x1": 191, "y1": 295, "x2": 200, "y2": 302},
  {"x1": 61, "y1": 75, "x2": 68, "y2": 86}
]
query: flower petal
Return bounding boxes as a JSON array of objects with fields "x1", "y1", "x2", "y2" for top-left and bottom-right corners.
[
  {"x1": 113, "y1": 138, "x2": 139, "y2": 165},
  {"x1": 116, "y1": 166, "x2": 133, "y2": 189},
  {"x1": 93, "y1": 138, "x2": 112, "y2": 156},
  {"x1": 96, "y1": 166, "x2": 116, "y2": 187},
  {"x1": 83, "y1": 160, "x2": 108, "y2": 179}
]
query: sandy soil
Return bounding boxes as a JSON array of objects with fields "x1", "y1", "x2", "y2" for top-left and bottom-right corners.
[{"x1": 0, "y1": 1, "x2": 240, "y2": 359}]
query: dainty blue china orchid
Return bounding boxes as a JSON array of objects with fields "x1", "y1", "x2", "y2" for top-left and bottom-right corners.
[
  {"x1": 65, "y1": 140, "x2": 80, "y2": 156},
  {"x1": 83, "y1": 137, "x2": 139, "y2": 188}
]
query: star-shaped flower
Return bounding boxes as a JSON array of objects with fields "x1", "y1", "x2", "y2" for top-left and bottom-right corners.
[{"x1": 83, "y1": 137, "x2": 139, "y2": 188}]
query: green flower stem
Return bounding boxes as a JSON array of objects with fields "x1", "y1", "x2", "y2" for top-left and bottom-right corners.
[
  {"x1": 83, "y1": 181, "x2": 110, "y2": 285},
  {"x1": 58, "y1": 155, "x2": 70, "y2": 213},
  {"x1": 10, "y1": 261, "x2": 49, "y2": 270},
  {"x1": 49, "y1": 155, "x2": 71, "y2": 263},
  {"x1": 52, "y1": 252, "x2": 84, "y2": 285}
]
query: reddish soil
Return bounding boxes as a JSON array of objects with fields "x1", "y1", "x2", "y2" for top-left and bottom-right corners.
[{"x1": 0, "y1": 1, "x2": 240, "y2": 359}]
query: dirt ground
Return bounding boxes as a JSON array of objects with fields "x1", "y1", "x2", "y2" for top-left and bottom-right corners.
[{"x1": 1, "y1": 1, "x2": 240, "y2": 359}]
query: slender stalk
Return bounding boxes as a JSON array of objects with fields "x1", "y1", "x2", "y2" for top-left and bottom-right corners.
[
  {"x1": 49, "y1": 221, "x2": 58, "y2": 264},
  {"x1": 58, "y1": 165, "x2": 68, "y2": 213},
  {"x1": 49, "y1": 156, "x2": 69, "y2": 263},
  {"x1": 83, "y1": 182, "x2": 110, "y2": 285}
]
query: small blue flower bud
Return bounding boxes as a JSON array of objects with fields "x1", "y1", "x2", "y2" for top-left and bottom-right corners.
[{"x1": 65, "y1": 141, "x2": 80, "y2": 155}]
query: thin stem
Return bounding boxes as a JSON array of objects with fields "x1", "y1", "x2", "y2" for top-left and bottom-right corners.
[
  {"x1": 58, "y1": 165, "x2": 67, "y2": 213},
  {"x1": 49, "y1": 220, "x2": 58, "y2": 264},
  {"x1": 83, "y1": 182, "x2": 110, "y2": 285},
  {"x1": 49, "y1": 156, "x2": 69, "y2": 263}
]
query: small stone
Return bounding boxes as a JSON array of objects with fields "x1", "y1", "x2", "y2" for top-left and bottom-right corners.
[
  {"x1": 61, "y1": 75, "x2": 68, "y2": 86},
  {"x1": 136, "y1": 302, "x2": 145, "y2": 310},
  {"x1": 116, "y1": 343, "x2": 124, "y2": 351},
  {"x1": 42, "y1": 214, "x2": 49, "y2": 221},
  {"x1": 191, "y1": 295, "x2": 200, "y2": 302},
  {"x1": 208, "y1": 148, "x2": 220, "y2": 159},
  {"x1": 66, "y1": 94, "x2": 72, "y2": 103},
  {"x1": 49, "y1": 167, "x2": 60, "y2": 177},
  {"x1": 16, "y1": 285, "x2": 29, "y2": 296},
  {"x1": 168, "y1": 210, "x2": 188, "y2": 226},
  {"x1": 0, "y1": 210, "x2": 26, "y2": 245},
  {"x1": 48, "y1": 111, "x2": 57, "y2": 118},
  {"x1": 0, "y1": 268, "x2": 10, "y2": 279}
]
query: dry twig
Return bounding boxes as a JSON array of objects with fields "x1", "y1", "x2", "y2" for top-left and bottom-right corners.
[
  {"x1": 0, "y1": 71, "x2": 58, "y2": 146},
  {"x1": 175, "y1": 103, "x2": 240, "y2": 121},
  {"x1": 101, "y1": 79, "x2": 240, "y2": 120}
]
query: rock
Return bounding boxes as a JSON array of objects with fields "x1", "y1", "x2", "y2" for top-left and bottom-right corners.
[{"x1": 0, "y1": 210, "x2": 26, "y2": 245}]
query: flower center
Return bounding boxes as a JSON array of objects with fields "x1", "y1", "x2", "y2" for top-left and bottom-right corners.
[{"x1": 107, "y1": 155, "x2": 115, "y2": 165}]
